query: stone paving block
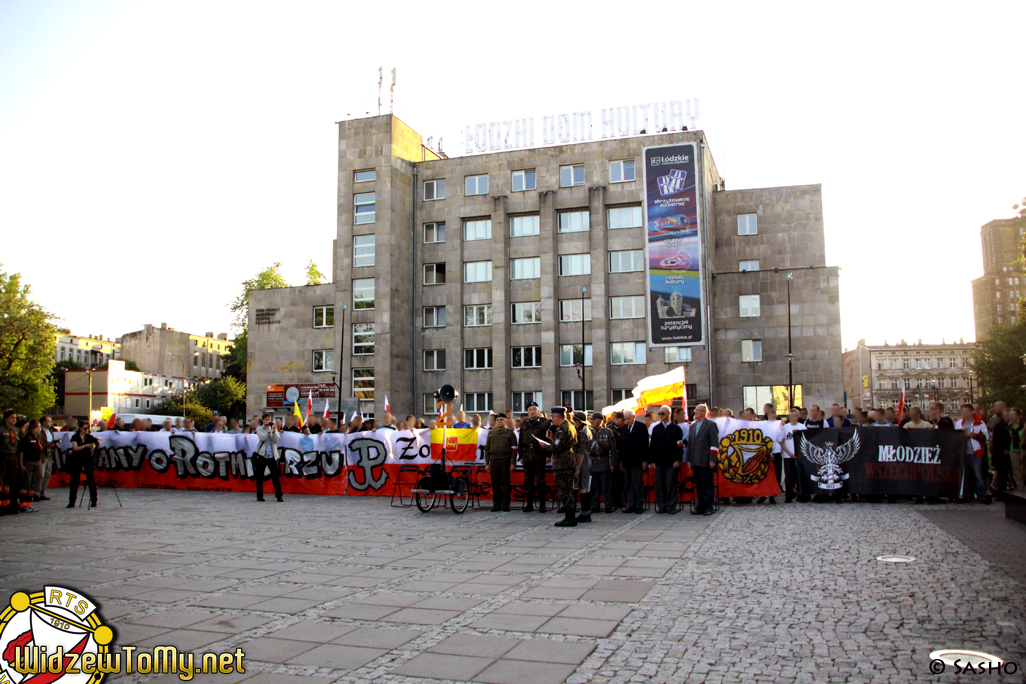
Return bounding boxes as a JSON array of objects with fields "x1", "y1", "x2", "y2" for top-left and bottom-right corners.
[
  {"x1": 289, "y1": 644, "x2": 387, "y2": 669},
  {"x1": 470, "y1": 613, "x2": 550, "y2": 632},
  {"x1": 193, "y1": 593, "x2": 268, "y2": 609},
  {"x1": 428, "y1": 633, "x2": 522, "y2": 658},
  {"x1": 322, "y1": 603, "x2": 401, "y2": 620},
  {"x1": 557, "y1": 604, "x2": 633, "y2": 621},
  {"x1": 580, "y1": 579, "x2": 655, "y2": 603},
  {"x1": 332, "y1": 626, "x2": 423, "y2": 649},
  {"x1": 476, "y1": 658, "x2": 579, "y2": 684},
  {"x1": 265, "y1": 620, "x2": 357, "y2": 643},
  {"x1": 135, "y1": 628, "x2": 223, "y2": 651},
  {"x1": 355, "y1": 592, "x2": 425, "y2": 607},
  {"x1": 536, "y1": 616, "x2": 621, "y2": 638},
  {"x1": 449, "y1": 582, "x2": 512, "y2": 596},
  {"x1": 187, "y1": 614, "x2": 267, "y2": 634},
  {"x1": 503, "y1": 639, "x2": 596, "y2": 665},
  {"x1": 244, "y1": 597, "x2": 323, "y2": 614},
  {"x1": 412, "y1": 595, "x2": 484, "y2": 611},
  {"x1": 130, "y1": 608, "x2": 218, "y2": 629},
  {"x1": 392, "y1": 652, "x2": 495, "y2": 680},
  {"x1": 239, "y1": 637, "x2": 317, "y2": 663},
  {"x1": 494, "y1": 601, "x2": 565, "y2": 617},
  {"x1": 382, "y1": 607, "x2": 461, "y2": 625}
]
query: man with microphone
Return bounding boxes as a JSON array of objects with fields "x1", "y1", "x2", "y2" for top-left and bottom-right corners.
[{"x1": 254, "y1": 413, "x2": 283, "y2": 502}]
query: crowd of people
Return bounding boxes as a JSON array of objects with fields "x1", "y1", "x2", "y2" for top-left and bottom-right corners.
[{"x1": 2, "y1": 397, "x2": 1022, "y2": 521}]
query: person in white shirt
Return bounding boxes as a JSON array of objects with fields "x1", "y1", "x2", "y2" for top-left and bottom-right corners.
[
  {"x1": 779, "y1": 408, "x2": 807, "y2": 503},
  {"x1": 759, "y1": 404, "x2": 781, "y2": 504},
  {"x1": 954, "y1": 404, "x2": 991, "y2": 504},
  {"x1": 160, "y1": 419, "x2": 173, "y2": 432},
  {"x1": 902, "y1": 407, "x2": 932, "y2": 429}
]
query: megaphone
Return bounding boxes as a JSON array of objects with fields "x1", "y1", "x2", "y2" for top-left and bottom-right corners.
[{"x1": 434, "y1": 385, "x2": 459, "y2": 403}]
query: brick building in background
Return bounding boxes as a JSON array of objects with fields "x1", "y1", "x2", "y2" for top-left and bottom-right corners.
[
  {"x1": 971, "y1": 216, "x2": 1025, "y2": 339},
  {"x1": 247, "y1": 114, "x2": 843, "y2": 418}
]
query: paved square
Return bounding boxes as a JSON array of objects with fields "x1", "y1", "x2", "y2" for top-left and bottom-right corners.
[{"x1": 1, "y1": 490, "x2": 1024, "y2": 683}]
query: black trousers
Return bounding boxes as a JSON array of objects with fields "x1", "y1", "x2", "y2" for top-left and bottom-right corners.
[
  {"x1": 994, "y1": 451, "x2": 1011, "y2": 491},
  {"x1": 783, "y1": 459, "x2": 800, "y2": 499},
  {"x1": 694, "y1": 465, "x2": 715, "y2": 512},
  {"x1": 522, "y1": 460, "x2": 546, "y2": 506},
  {"x1": 772, "y1": 453, "x2": 783, "y2": 496},
  {"x1": 624, "y1": 467, "x2": 645, "y2": 510},
  {"x1": 66, "y1": 453, "x2": 97, "y2": 505},
  {"x1": 590, "y1": 470, "x2": 613, "y2": 511},
  {"x1": 654, "y1": 466, "x2": 678, "y2": 511},
  {"x1": 489, "y1": 460, "x2": 511, "y2": 510},
  {"x1": 254, "y1": 456, "x2": 282, "y2": 500}
]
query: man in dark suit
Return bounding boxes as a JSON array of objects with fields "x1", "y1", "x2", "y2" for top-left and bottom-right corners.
[
  {"x1": 619, "y1": 409, "x2": 649, "y2": 513},
  {"x1": 649, "y1": 406, "x2": 685, "y2": 514},
  {"x1": 687, "y1": 403, "x2": 719, "y2": 515}
]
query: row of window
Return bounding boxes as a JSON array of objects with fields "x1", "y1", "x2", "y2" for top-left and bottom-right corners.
[
  {"x1": 876, "y1": 377, "x2": 975, "y2": 390},
  {"x1": 58, "y1": 347, "x2": 112, "y2": 365},
  {"x1": 417, "y1": 160, "x2": 636, "y2": 202},
  {"x1": 874, "y1": 357, "x2": 972, "y2": 370}
]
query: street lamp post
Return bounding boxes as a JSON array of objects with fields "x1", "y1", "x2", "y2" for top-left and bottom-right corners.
[
  {"x1": 167, "y1": 352, "x2": 198, "y2": 418},
  {"x1": 785, "y1": 272, "x2": 794, "y2": 409},
  {"x1": 579, "y1": 286, "x2": 587, "y2": 411},
  {"x1": 331, "y1": 304, "x2": 349, "y2": 419}
]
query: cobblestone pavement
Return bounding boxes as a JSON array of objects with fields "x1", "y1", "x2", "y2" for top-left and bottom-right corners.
[{"x1": 1, "y1": 492, "x2": 1023, "y2": 683}]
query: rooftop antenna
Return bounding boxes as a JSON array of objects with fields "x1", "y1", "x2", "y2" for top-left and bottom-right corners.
[
  {"x1": 390, "y1": 67, "x2": 396, "y2": 114},
  {"x1": 377, "y1": 67, "x2": 382, "y2": 115},
  {"x1": 438, "y1": 136, "x2": 444, "y2": 155}
]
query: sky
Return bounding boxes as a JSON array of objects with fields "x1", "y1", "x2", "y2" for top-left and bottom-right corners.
[{"x1": 1, "y1": 1, "x2": 1023, "y2": 350}]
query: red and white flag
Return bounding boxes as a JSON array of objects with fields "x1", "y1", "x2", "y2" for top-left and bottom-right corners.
[
  {"x1": 323, "y1": 401, "x2": 330, "y2": 420},
  {"x1": 895, "y1": 388, "x2": 906, "y2": 425},
  {"x1": 305, "y1": 390, "x2": 313, "y2": 424},
  {"x1": 384, "y1": 395, "x2": 391, "y2": 414}
]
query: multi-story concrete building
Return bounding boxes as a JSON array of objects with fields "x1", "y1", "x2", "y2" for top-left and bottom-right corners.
[
  {"x1": 64, "y1": 360, "x2": 187, "y2": 418},
  {"x1": 54, "y1": 332, "x2": 119, "y2": 367},
  {"x1": 842, "y1": 339, "x2": 976, "y2": 413},
  {"x1": 971, "y1": 216, "x2": 1024, "y2": 339},
  {"x1": 118, "y1": 323, "x2": 232, "y2": 383},
  {"x1": 247, "y1": 114, "x2": 843, "y2": 418}
]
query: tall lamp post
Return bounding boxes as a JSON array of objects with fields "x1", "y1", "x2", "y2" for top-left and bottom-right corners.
[
  {"x1": 785, "y1": 272, "x2": 795, "y2": 409},
  {"x1": 577, "y1": 286, "x2": 588, "y2": 411},
  {"x1": 330, "y1": 304, "x2": 349, "y2": 419},
  {"x1": 167, "y1": 352, "x2": 198, "y2": 418}
]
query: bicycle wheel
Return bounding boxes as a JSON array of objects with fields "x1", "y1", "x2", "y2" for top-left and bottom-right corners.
[
  {"x1": 449, "y1": 476, "x2": 469, "y2": 514},
  {"x1": 415, "y1": 475, "x2": 437, "y2": 513}
]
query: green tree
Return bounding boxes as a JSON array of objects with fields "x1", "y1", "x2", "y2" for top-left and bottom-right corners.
[
  {"x1": 306, "y1": 260, "x2": 326, "y2": 285},
  {"x1": 223, "y1": 329, "x2": 247, "y2": 382},
  {"x1": 971, "y1": 318, "x2": 1026, "y2": 408},
  {"x1": 152, "y1": 397, "x2": 213, "y2": 427},
  {"x1": 0, "y1": 265, "x2": 57, "y2": 416},
  {"x1": 191, "y1": 377, "x2": 247, "y2": 418},
  {"x1": 230, "y1": 262, "x2": 290, "y2": 332}
]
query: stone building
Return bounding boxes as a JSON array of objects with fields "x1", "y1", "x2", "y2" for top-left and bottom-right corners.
[
  {"x1": 118, "y1": 323, "x2": 232, "y2": 383},
  {"x1": 842, "y1": 339, "x2": 976, "y2": 414},
  {"x1": 971, "y1": 216, "x2": 1024, "y2": 339},
  {"x1": 246, "y1": 114, "x2": 843, "y2": 418},
  {"x1": 64, "y1": 360, "x2": 186, "y2": 418},
  {"x1": 54, "y1": 332, "x2": 119, "y2": 367}
]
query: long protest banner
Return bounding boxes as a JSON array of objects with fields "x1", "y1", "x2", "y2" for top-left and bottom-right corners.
[{"x1": 794, "y1": 427, "x2": 965, "y2": 497}]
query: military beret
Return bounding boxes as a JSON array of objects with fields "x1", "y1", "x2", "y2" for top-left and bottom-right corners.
[{"x1": 550, "y1": 407, "x2": 566, "y2": 416}]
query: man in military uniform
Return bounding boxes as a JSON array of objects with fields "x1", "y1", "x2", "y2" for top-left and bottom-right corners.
[
  {"x1": 539, "y1": 407, "x2": 579, "y2": 527},
  {"x1": 485, "y1": 413, "x2": 516, "y2": 512},
  {"x1": 571, "y1": 411, "x2": 594, "y2": 523},
  {"x1": 589, "y1": 412, "x2": 619, "y2": 514},
  {"x1": 517, "y1": 402, "x2": 551, "y2": 513}
]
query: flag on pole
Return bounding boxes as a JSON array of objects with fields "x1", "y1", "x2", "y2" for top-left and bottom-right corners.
[
  {"x1": 430, "y1": 428, "x2": 478, "y2": 461},
  {"x1": 351, "y1": 409, "x2": 359, "y2": 423},
  {"x1": 323, "y1": 400, "x2": 330, "y2": 420},
  {"x1": 293, "y1": 399, "x2": 304, "y2": 428},
  {"x1": 384, "y1": 395, "x2": 391, "y2": 414},
  {"x1": 895, "y1": 388, "x2": 906, "y2": 426},
  {"x1": 631, "y1": 366, "x2": 686, "y2": 409},
  {"x1": 305, "y1": 390, "x2": 313, "y2": 425}
]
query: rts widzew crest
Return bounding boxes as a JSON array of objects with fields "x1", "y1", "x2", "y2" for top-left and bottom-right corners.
[
  {"x1": 0, "y1": 586, "x2": 113, "y2": 683},
  {"x1": 800, "y1": 431, "x2": 861, "y2": 490}
]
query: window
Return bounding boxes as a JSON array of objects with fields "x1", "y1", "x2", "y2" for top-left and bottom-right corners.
[
  {"x1": 313, "y1": 305, "x2": 334, "y2": 328},
  {"x1": 739, "y1": 294, "x2": 761, "y2": 318},
  {"x1": 192, "y1": 353, "x2": 196, "y2": 366},
  {"x1": 424, "y1": 222, "x2": 446, "y2": 243},
  {"x1": 353, "y1": 323, "x2": 375, "y2": 355},
  {"x1": 892, "y1": 380, "x2": 899, "y2": 390},
  {"x1": 560, "y1": 299, "x2": 592, "y2": 321},
  {"x1": 996, "y1": 291, "x2": 1001, "y2": 299},
  {"x1": 559, "y1": 254, "x2": 591, "y2": 276},
  {"x1": 465, "y1": 174, "x2": 488, "y2": 196},
  {"x1": 424, "y1": 263, "x2": 446, "y2": 285},
  {"x1": 424, "y1": 350, "x2": 446, "y2": 371},
  {"x1": 424, "y1": 394, "x2": 438, "y2": 414},
  {"x1": 561, "y1": 391, "x2": 594, "y2": 411},
  {"x1": 737, "y1": 213, "x2": 758, "y2": 236},
  {"x1": 511, "y1": 215, "x2": 540, "y2": 237},
  {"x1": 135, "y1": 399, "x2": 139, "y2": 408},
  {"x1": 962, "y1": 357, "x2": 970, "y2": 368},
  {"x1": 610, "y1": 342, "x2": 646, "y2": 365},
  {"x1": 353, "y1": 368, "x2": 374, "y2": 400},
  {"x1": 609, "y1": 250, "x2": 644, "y2": 273},
  {"x1": 741, "y1": 340, "x2": 763, "y2": 363},
  {"x1": 424, "y1": 306, "x2": 446, "y2": 327},
  {"x1": 145, "y1": 399, "x2": 151, "y2": 409},
  {"x1": 512, "y1": 170, "x2": 536, "y2": 192},
  {"x1": 511, "y1": 391, "x2": 543, "y2": 413},
  {"x1": 511, "y1": 346, "x2": 542, "y2": 368},
  {"x1": 559, "y1": 344, "x2": 593, "y2": 366},
  {"x1": 739, "y1": 260, "x2": 760, "y2": 272},
  {"x1": 312, "y1": 349, "x2": 334, "y2": 372},
  {"x1": 610, "y1": 295, "x2": 645, "y2": 319},
  {"x1": 611, "y1": 389, "x2": 632, "y2": 404},
  {"x1": 465, "y1": 392, "x2": 493, "y2": 413},
  {"x1": 511, "y1": 302, "x2": 541, "y2": 324},
  {"x1": 464, "y1": 304, "x2": 493, "y2": 327},
  {"x1": 464, "y1": 348, "x2": 493, "y2": 369},
  {"x1": 916, "y1": 359, "x2": 923, "y2": 369},
  {"x1": 558, "y1": 210, "x2": 589, "y2": 233},
  {"x1": 664, "y1": 347, "x2": 692, "y2": 363},
  {"x1": 354, "y1": 192, "x2": 375, "y2": 224},
  {"x1": 742, "y1": 385, "x2": 804, "y2": 414},
  {"x1": 464, "y1": 261, "x2": 493, "y2": 283},
  {"x1": 353, "y1": 235, "x2": 375, "y2": 267},
  {"x1": 560, "y1": 164, "x2": 585, "y2": 187},
  {"x1": 609, "y1": 159, "x2": 636, "y2": 183},
  {"x1": 936, "y1": 358, "x2": 944, "y2": 368},
  {"x1": 903, "y1": 378, "x2": 911, "y2": 389},
  {"x1": 464, "y1": 219, "x2": 492, "y2": 241},
  {"x1": 511, "y1": 257, "x2": 541, "y2": 280},
  {"x1": 424, "y1": 179, "x2": 445, "y2": 201},
  {"x1": 354, "y1": 169, "x2": 376, "y2": 183},
  {"x1": 903, "y1": 358, "x2": 910, "y2": 370},
  {"x1": 607, "y1": 206, "x2": 643, "y2": 230},
  {"x1": 353, "y1": 278, "x2": 375, "y2": 310}
]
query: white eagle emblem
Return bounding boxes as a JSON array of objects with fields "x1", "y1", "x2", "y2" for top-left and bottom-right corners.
[{"x1": 799, "y1": 432, "x2": 861, "y2": 490}]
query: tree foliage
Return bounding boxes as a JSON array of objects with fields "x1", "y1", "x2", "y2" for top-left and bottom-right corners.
[
  {"x1": 0, "y1": 265, "x2": 57, "y2": 416},
  {"x1": 151, "y1": 397, "x2": 213, "y2": 427},
  {"x1": 223, "y1": 329, "x2": 247, "y2": 382},
  {"x1": 230, "y1": 262, "x2": 290, "y2": 332},
  {"x1": 971, "y1": 318, "x2": 1026, "y2": 409},
  {"x1": 306, "y1": 260, "x2": 326, "y2": 285},
  {"x1": 191, "y1": 377, "x2": 247, "y2": 418}
]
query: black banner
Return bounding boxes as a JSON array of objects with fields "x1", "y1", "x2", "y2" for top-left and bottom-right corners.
[{"x1": 795, "y1": 427, "x2": 965, "y2": 498}]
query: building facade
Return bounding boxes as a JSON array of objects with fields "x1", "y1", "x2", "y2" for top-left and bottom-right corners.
[
  {"x1": 64, "y1": 360, "x2": 187, "y2": 417},
  {"x1": 118, "y1": 323, "x2": 233, "y2": 382},
  {"x1": 842, "y1": 339, "x2": 976, "y2": 414},
  {"x1": 247, "y1": 114, "x2": 843, "y2": 418},
  {"x1": 54, "y1": 332, "x2": 120, "y2": 367},
  {"x1": 971, "y1": 217, "x2": 1024, "y2": 339}
]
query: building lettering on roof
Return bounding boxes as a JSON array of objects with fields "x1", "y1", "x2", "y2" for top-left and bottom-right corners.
[{"x1": 464, "y1": 99, "x2": 699, "y2": 155}]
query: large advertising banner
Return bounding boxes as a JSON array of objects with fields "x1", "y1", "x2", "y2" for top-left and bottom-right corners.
[{"x1": 643, "y1": 142, "x2": 704, "y2": 346}]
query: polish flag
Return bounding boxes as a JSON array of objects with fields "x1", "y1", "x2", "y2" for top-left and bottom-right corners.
[
  {"x1": 305, "y1": 390, "x2": 313, "y2": 424},
  {"x1": 323, "y1": 401, "x2": 330, "y2": 420},
  {"x1": 384, "y1": 395, "x2": 391, "y2": 414},
  {"x1": 895, "y1": 388, "x2": 906, "y2": 425}
]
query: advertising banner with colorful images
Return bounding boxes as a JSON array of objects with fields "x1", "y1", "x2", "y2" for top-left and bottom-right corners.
[
  {"x1": 47, "y1": 428, "x2": 491, "y2": 497},
  {"x1": 266, "y1": 383, "x2": 336, "y2": 407},
  {"x1": 708, "y1": 418, "x2": 783, "y2": 498},
  {"x1": 794, "y1": 427, "x2": 966, "y2": 498},
  {"x1": 643, "y1": 142, "x2": 704, "y2": 346}
]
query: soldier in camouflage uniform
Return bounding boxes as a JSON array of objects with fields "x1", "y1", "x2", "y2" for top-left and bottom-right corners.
[
  {"x1": 571, "y1": 411, "x2": 594, "y2": 523},
  {"x1": 516, "y1": 402, "x2": 551, "y2": 513},
  {"x1": 539, "y1": 407, "x2": 579, "y2": 527}
]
